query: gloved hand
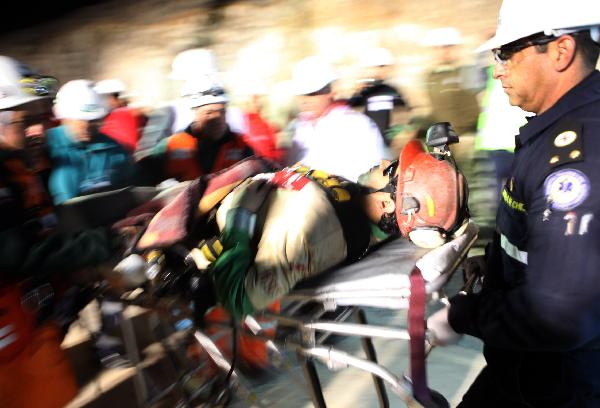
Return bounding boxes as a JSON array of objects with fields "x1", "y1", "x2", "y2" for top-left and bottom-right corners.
[
  {"x1": 463, "y1": 255, "x2": 486, "y2": 284},
  {"x1": 112, "y1": 254, "x2": 148, "y2": 289},
  {"x1": 426, "y1": 306, "x2": 462, "y2": 346}
]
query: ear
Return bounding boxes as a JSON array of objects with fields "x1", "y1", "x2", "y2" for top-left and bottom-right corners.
[{"x1": 554, "y1": 35, "x2": 577, "y2": 72}]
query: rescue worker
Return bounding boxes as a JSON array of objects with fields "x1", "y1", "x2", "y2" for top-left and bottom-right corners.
[
  {"x1": 0, "y1": 57, "x2": 116, "y2": 408},
  {"x1": 286, "y1": 56, "x2": 386, "y2": 181},
  {"x1": 46, "y1": 79, "x2": 136, "y2": 204},
  {"x1": 94, "y1": 78, "x2": 143, "y2": 153},
  {"x1": 233, "y1": 81, "x2": 287, "y2": 166},
  {"x1": 143, "y1": 74, "x2": 255, "y2": 184},
  {"x1": 348, "y1": 47, "x2": 409, "y2": 146},
  {"x1": 427, "y1": 1, "x2": 600, "y2": 407},
  {"x1": 423, "y1": 27, "x2": 481, "y2": 135}
]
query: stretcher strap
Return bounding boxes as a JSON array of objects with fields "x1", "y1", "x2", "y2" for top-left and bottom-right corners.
[{"x1": 409, "y1": 265, "x2": 432, "y2": 405}]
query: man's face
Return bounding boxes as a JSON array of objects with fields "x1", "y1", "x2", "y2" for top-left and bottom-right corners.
[
  {"x1": 1, "y1": 111, "x2": 27, "y2": 149},
  {"x1": 493, "y1": 43, "x2": 554, "y2": 114},
  {"x1": 359, "y1": 159, "x2": 392, "y2": 190},
  {"x1": 191, "y1": 103, "x2": 227, "y2": 141},
  {"x1": 297, "y1": 86, "x2": 334, "y2": 117},
  {"x1": 365, "y1": 65, "x2": 391, "y2": 82},
  {"x1": 63, "y1": 118, "x2": 101, "y2": 142},
  {"x1": 359, "y1": 160, "x2": 397, "y2": 227}
]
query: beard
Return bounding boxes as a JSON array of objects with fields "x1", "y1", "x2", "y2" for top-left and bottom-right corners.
[{"x1": 378, "y1": 211, "x2": 399, "y2": 235}]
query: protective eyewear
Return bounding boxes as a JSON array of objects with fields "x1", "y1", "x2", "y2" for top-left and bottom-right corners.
[
  {"x1": 383, "y1": 160, "x2": 398, "y2": 177},
  {"x1": 370, "y1": 160, "x2": 399, "y2": 194},
  {"x1": 492, "y1": 36, "x2": 558, "y2": 65}
]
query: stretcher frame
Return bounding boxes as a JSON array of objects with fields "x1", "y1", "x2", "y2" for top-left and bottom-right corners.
[
  {"x1": 59, "y1": 186, "x2": 476, "y2": 407},
  {"x1": 189, "y1": 222, "x2": 478, "y2": 408}
]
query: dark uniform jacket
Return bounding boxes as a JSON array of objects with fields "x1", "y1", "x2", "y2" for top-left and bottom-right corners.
[
  {"x1": 348, "y1": 81, "x2": 407, "y2": 144},
  {"x1": 449, "y1": 71, "x2": 600, "y2": 407}
]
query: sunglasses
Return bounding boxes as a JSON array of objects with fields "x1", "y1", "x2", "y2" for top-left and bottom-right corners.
[
  {"x1": 492, "y1": 36, "x2": 558, "y2": 65},
  {"x1": 369, "y1": 160, "x2": 399, "y2": 194}
]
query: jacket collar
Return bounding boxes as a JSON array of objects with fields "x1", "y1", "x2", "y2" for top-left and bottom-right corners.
[{"x1": 517, "y1": 70, "x2": 600, "y2": 147}]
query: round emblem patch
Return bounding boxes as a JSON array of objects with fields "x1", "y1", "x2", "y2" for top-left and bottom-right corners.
[
  {"x1": 554, "y1": 131, "x2": 577, "y2": 147},
  {"x1": 544, "y1": 169, "x2": 590, "y2": 211}
]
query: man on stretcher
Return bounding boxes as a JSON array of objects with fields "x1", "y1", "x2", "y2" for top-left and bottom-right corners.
[{"x1": 118, "y1": 123, "x2": 470, "y2": 321}]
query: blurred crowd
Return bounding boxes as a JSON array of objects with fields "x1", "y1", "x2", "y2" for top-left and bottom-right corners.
[
  {"x1": 2, "y1": 26, "x2": 527, "y2": 203},
  {"x1": 0, "y1": 25, "x2": 526, "y2": 407}
]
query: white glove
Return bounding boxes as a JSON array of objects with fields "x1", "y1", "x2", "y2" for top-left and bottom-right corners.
[
  {"x1": 112, "y1": 254, "x2": 148, "y2": 288},
  {"x1": 427, "y1": 306, "x2": 463, "y2": 346}
]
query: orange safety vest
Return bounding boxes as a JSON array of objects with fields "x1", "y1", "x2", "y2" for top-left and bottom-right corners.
[
  {"x1": 0, "y1": 285, "x2": 78, "y2": 408},
  {"x1": 164, "y1": 131, "x2": 254, "y2": 181}
]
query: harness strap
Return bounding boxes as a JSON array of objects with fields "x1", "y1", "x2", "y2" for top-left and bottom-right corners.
[{"x1": 408, "y1": 265, "x2": 432, "y2": 405}]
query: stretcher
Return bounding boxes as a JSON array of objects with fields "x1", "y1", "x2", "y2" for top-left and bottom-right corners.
[
  {"x1": 192, "y1": 221, "x2": 478, "y2": 408},
  {"x1": 56, "y1": 184, "x2": 477, "y2": 407}
]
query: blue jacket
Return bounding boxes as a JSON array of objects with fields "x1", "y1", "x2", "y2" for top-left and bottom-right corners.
[
  {"x1": 47, "y1": 126, "x2": 135, "y2": 204},
  {"x1": 450, "y1": 71, "x2": 600, "y2": 406}
]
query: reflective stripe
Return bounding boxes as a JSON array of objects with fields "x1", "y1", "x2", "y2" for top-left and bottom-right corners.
[
  {"x1": 0, "y1": 333, "x2": 18, "y2": 350},
  {"x1": 500, "y1": 233, "x2": 528, "y2": 264}
]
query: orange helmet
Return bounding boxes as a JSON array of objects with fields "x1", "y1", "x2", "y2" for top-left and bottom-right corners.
[{"x1": 395, "y1": 138, "x2": 469, "y2": 248}]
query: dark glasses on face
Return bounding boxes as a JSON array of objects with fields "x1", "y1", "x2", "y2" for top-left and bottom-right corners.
[
  {"x1": 368, "y1": 160, "x2": 399, "y2": 194},
  {"x1": 492, "y1": 36, "x2": 557, "y2": 65},
  {"x1": 383, "y1": 160, "x2": 398, "y2": 177}
]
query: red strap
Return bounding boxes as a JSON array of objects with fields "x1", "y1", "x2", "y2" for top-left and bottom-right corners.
[{"x1": 408, "y1": 265, "x2": 432, "y2": 405}]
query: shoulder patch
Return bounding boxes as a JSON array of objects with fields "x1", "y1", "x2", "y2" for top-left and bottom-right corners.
[
  {"x1": 547, "y1": 120, "x2": 583, "y2": 169},
  {"x1": 543, "y1": 169, "x2": 590, "y2": 211}
]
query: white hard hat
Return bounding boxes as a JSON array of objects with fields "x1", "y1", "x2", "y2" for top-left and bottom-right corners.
[
  {"x1": 54, "y1": 79, "x2": 108, "y2": 121},
  {"x1": 180, "y1": 74, "x2": 228, "y2": 108},
  {"x1": 0, "y1": 56, "x2": 49, "y2": 110},
  {"x1": 170, "y1": 48, "x2": 219, "y2": 80},
  {"x1": 361, "y1": 48, "x2": 395, "y2": 67},
  {"x1": 478, "y1": 0, "x2": 600, "y2": 51},
  {"x1": 422, "y1": 27, "x2": 463, "y2": 47},
  {"x1": 94, "y1": 78, "x2": 127, "y2": 95},
  {"x1": 291, "y1": 56, "x2": 337, "y2": 96}
]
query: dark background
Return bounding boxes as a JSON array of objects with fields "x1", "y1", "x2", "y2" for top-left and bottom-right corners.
[{"x1": 0, "y1": 1, "x2": 111, "y2": 34}]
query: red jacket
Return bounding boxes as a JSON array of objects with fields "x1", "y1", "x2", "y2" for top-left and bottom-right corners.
[
  {"x1": 100, "y1": 107, "x2": 141, "y2": 152},
  {"x1": 242, "y1": 112, "x2": 286, "y2": 164}
]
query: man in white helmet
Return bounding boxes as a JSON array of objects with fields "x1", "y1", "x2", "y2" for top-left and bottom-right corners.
[
  {"x1": 142, "y1": 74, "x2": 254, "y2": 184},
  {"x1": 348, "y1": 47, "x2": 409, "y2": 145},
  {"x1": 94, "y1": 78, "x2": 143, "y2": 153},
  {"x1": 287, "y1": 56, "x2": 385, "y2": 182},
  {"x1": 427, "y1": 1, "x2": 600, "y2": 406},
  {"x1": 46, "y1": 79, "x2": 135, "y2": 204}
]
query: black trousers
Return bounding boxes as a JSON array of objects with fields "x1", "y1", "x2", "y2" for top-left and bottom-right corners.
[{"x1": 457, "y1": 347, "x2": 600, "y2": 408}]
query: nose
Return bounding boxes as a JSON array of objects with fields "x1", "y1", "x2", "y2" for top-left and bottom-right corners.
[{"x1": 493, "y1": 61, "x2": 506, "y2": 79}]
